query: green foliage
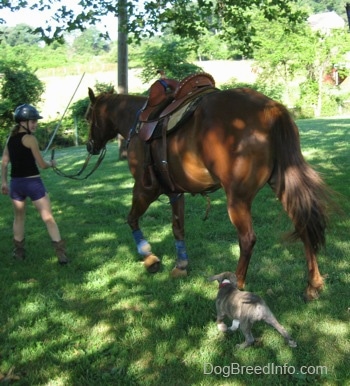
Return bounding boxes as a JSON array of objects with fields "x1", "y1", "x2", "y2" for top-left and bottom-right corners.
[
  {"x1": 0, "y1": 41, "x2": 69, "y2": 71},
  {"x1": 195, "y1": 33, "x2": 239, "y2": 61},
  {"x1": 62, "y1": 81, "x2": 118, "y2": 148},
  {"x1": 0, "y1": 0, "x2": 308, "y2": 57},
  {"x1": 0, "y1": 25, "x2": 115, "y2": 71},
  {"x1": 70, "y1": 81, "x2": 115, "y2": 122},
  {"x1": 0, "y1": 60, "x2": 45, "y2": 149},
  {"x1": 35, "y1": 118, "x2": 78, "y2": 150},
  {"x1": 70, "y1": 99, "x2": 90, "y2": 121},
  {"x1": 296, "y1": 80, "x2": 350, "y2": 118},
  {"x1": 139, "y1": 37, "x2": 203, "y2": 82},
  {"x1": 298, "y1": 0, "x2": 347, "y2": 16},
  {"x1": 72, "y1": 27, "x2": 111, "y2": 56},
  {"x1": 254, "y1": 18, "x2": 315, "y2": 81},
  {"x1": 0, "y1": 23, "x2": 41, "y2": 46},
  {"x1": 250, "y1": 13, "x2": 350, "y2": 116},
  {"x1": 30, "y1": 44, "x2": 71, "y2": 70},
  {"x1": 0, "y1": 64, "x2": 45, "y2": 107},
  {"x1": 220, "y1": 79, "x2": 284, "y2": 102}
]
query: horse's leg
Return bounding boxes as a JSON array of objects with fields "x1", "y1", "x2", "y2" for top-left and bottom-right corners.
[
  {"x1": 167, "y1": 193, "x2": 189, "y2": 278},
  {"x1": 127, "y1": 185, "x2": 161, "y2": 273},
  {"x1": 284, "y1": 201, "x2": 324, "y2": 300},
  {"x1": 226, "y1": 197, "x2": 256, "y2": 289},
  {"x1": 268, "y1": 176, "x2": 325, "y2": 301},
  {"x1": 303, "y1": 241, "x2": 324, "y2": 301}
]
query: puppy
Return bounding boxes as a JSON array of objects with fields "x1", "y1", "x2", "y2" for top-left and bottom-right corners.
[{"x1": 208, "y1": 271, "x2": 297, "y2": 349}]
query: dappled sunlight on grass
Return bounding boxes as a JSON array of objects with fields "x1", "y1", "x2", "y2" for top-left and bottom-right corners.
[{"x1": 86, "y1": 232, "x2": 117, "y2": 243}]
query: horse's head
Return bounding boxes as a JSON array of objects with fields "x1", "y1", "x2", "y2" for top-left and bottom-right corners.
[
  {"x1": 85, "y1": 88, "x2": 147, "y2": 156},
  {"x1": 86, "y1": 87, "x2": 115, "y2": 155}
]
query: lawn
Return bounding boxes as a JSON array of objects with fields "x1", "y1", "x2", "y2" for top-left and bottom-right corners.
[{"x1": 0, "y1": 117, "x2": 349, "y2": 385}]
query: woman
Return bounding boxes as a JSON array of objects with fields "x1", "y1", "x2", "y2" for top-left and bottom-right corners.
[{"x1": 1, "y1": 104, "x2": 68, "y2": 264}]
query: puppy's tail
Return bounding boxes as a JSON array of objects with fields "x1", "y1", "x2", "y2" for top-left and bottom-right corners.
[{"x1": 264, "y1": 314, "x2": 297, "y2": 348}]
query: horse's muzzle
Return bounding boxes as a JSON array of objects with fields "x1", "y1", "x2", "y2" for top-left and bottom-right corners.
[{"x1": 86, "y1": 140, "x2": 100, "y2": 155}]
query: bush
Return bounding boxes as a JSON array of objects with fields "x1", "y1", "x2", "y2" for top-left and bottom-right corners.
[
  {"x1": 0, "y1": 60, "x2": 45, "y2": 151},
  {"x1": 220, "y1": 78, "x2": 284, "y2": 102}
]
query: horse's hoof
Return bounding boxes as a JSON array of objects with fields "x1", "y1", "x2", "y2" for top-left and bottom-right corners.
[
  {"x1": 170, "y1": 267, "x2": 188, "y2": 278},
  {"x1": 143, "y1": 254, "x2": 161, "y2": 273},
  {"x1": 304, "y1": 285, "x2": 320, "y2": 302},
  {"x1": 304, "y1": 276, "x2": 326, "y2": 301}
]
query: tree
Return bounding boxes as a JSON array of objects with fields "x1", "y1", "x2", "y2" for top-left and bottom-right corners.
[
  {"x1": 253, "y1": 16, "x2": 315, "y2": 106},
  {"x1": 72, "y1": 27, "x2": 110, "y2": 56},
  {"x1": 0, "y1": 1, "x2": 307, "y2": 55},
  {"x1": 0, "y1": 24, "x2": 41, "y2": 46},
  {"x1": 297, "y1": 0, "x2": 347, "y2": 16},
  {"x1": 253, "y1": 13, "x2": 350, "y2": 116},
  {"x1": 0, "y1": 1, "x2": 307, "y2": 93},
  {"x1": 139, "y1": 36, "x2": 202, "y2": 83}
]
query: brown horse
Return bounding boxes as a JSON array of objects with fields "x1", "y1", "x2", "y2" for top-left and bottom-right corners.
[{"x1": 86, "y1": 86, "x2": 331, "y2": 301}]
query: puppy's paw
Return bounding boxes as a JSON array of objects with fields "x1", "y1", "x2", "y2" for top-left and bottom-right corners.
[
  {"x1": 236, "y1": 340, "x2": 254, "y2": 350},
  {"x1": 217, "y1": 322, "x2": 228, "y2": 332},
  {"x1": 288, "y1": 339, "x2": 297, "y2": 348}
]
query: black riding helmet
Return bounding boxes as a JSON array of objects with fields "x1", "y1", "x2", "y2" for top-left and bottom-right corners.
[{"x1": 14, "y1": 104, "x2": 43, "y2": 123}]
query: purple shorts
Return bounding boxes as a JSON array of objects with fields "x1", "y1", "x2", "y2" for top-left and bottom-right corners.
[{"x1": 10, "y1": 177, "x2": 47, "y2": 202}]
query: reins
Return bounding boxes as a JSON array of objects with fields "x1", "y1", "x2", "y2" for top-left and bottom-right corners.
[{"x1": 51, "y1": 147, "x2": 107, "y2": 180}]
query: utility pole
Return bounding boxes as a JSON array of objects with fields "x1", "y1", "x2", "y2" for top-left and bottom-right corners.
[{"x1": 118, "y1": 0, "x2": 128, "y2": 94}]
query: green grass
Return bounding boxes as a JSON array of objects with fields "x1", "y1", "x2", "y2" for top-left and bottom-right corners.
[{"x1": 0, "y1": 117, "x2": 349, "y2": 385}]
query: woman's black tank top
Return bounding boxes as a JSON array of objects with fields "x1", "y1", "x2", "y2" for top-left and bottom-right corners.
[{"x1": 8, "y1": 133, "x2": 40, "y2": 177}]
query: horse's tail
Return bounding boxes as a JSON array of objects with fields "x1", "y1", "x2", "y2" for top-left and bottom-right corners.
[{"x1": 269, "y1": 105, "x2": 331, "y2": 252}]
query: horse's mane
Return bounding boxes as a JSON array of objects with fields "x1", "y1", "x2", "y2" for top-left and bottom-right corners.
[
  {"x1": 96, "y1": 91, "x2": 146, "y2": 103},
  {"x1": 85, "y1": 89, "x2": 147, "y2": 120}
]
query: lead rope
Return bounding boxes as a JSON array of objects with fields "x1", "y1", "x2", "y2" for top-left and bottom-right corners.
[{"x1": 51, "y1": 147, "x2": 107, "y2": 180}]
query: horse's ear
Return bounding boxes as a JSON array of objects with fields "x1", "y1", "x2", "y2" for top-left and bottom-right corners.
[{"x1": 88, "y1": 87, "x2": 96, "y2": 103}]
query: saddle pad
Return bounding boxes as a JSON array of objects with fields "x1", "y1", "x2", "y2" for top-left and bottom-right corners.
[
  {"x1": 166, "y1": 87, "x2": 218, "y2": 133},
  {"x1": 167, "y1": 102, "x2": 191, "y2": 132}
]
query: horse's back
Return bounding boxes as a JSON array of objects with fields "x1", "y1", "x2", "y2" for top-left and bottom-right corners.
[
  {"x1": 165, "y1": 87, "x2": 281, "y2": 193},
  {"x1": 200, "y1": 87, "x2": 282, "y2": 123}
]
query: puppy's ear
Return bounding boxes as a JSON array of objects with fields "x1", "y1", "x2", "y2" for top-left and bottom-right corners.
[
  {"x1": 228, "y1": 273, "x2": 238, "y2": 287},
  {"x1": 208, "y1": 273, "x2": 224, "y2": 282}
]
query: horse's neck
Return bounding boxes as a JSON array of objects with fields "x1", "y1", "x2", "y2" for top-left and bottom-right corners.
[{"x1": 115, "y1": 96, "x2": 146, "y2": 139}]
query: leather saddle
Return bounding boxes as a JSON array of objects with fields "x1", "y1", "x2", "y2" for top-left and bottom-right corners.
[
  {"x1": 138, "y1": 73, "x2": 216, "y2": 141},
  {"x1": 137, "y1": 73, "x2": 217, "y2": 192}
]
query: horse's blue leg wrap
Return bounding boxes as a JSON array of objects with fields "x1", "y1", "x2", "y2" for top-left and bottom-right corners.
[
  {"x1": 175, "y1": 240, "x2": 188, "y2": 269},
  {"x1": 132, "y1": 229, "x2": 151, "y2": 256}
]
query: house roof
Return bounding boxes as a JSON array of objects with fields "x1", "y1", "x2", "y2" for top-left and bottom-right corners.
[
  {"x1": 307, "y1": 11, "x2": 345, "y2": 32},
  {"x1": 339, "y1": 75, "x2": 350, "y2": 91}
]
